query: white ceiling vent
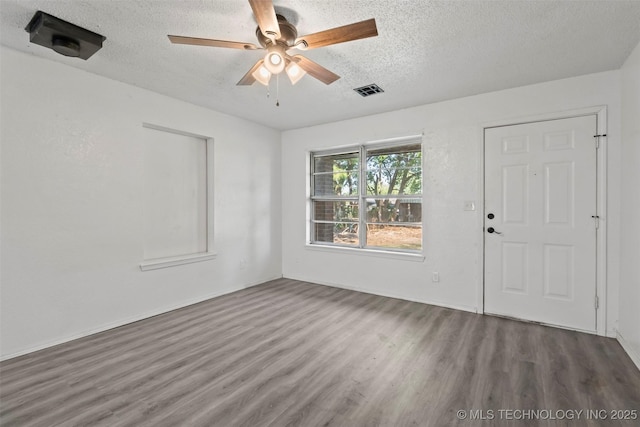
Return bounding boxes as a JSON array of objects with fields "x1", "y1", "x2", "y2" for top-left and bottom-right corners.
[{"x1": 354, "y1": 84, "x2": 384, "y2": 97}]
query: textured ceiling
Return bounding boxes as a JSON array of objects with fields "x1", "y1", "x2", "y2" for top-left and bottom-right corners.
[{"x1": 1, "y1": 0, "x2": 639, "y2": 130}]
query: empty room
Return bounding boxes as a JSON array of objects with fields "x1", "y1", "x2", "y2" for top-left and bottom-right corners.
[{"x1": 1, "y1": 0, "x2": 639, "y2": 426}]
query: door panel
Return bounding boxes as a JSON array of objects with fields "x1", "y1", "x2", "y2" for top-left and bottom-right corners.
[
  {"x1": 501, "y1": 242, "x2": 528, "y2": 293},
  {"x1": 503, "y1": 164, "x2": 528, "y2": 224},
  {"x1": 543, "y1": 244, "x2": 574, "y2": 300},
  {"x1": 544, "y1": 162, "x2": 574, "y2": 225},
  {"x1": 484, "y1": 115, "x2": 597, "y2": 332}
]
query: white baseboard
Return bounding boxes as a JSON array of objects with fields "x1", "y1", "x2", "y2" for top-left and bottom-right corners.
[
  {"x1": 616, "y1": 330, "x2": 640, "y2": 371},
  {"x1": 284, "y1": 274, "x2": 478, "y2": 314},
  {"x1": 0, "y1": 275, "x2": 281, "y2": 362}
]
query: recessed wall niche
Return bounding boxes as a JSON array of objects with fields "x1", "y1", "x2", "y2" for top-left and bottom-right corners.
[{"x1": 141, "y1": 124, "x2": 215, "y2": 270}]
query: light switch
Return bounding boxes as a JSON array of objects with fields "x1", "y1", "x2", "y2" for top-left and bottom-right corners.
[{"x1": 464, "y1": 201, "x2": 476, "y2": 211}]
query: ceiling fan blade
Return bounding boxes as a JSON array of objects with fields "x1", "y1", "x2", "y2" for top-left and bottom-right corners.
[
  {"x1": 248, "y1": 0, "x2": 281, "y2": 40},
  {"x1": 290, "y1": 55, "x2": 340, "y2": 85},
  {"x1": 237, "y1": 60, "x2": 264, "y2": 85},
  {"x1": 296, "y1": 18, "x2": 378, "y2": 50},
  {"x1": 168, "y1": 35, "x2": 260, "y2": 50}
]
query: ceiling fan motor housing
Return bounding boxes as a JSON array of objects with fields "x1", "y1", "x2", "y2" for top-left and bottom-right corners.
[{"x1": 256, "y1": 14, "x2": 297, "y2": 48}]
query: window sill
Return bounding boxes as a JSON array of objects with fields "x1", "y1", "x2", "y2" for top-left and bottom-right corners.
[
  {"x1": 305, "y1": 244, "x2": 425, "y2": 262},
  {"x1": 139, "y1": 252, "x2": 217, "y2": 271}
]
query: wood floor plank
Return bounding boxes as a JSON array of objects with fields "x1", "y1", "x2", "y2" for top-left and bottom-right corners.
[{"x1": 1, "y1": 278, "x2": 639, "y2": 426}]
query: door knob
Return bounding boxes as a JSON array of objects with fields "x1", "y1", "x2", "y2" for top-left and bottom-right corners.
[{"x1": 487, "y1": 227, "x2": 502, "y2": 235}]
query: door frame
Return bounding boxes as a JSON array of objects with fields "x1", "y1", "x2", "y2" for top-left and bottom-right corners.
[{"x1": 477, "y1": 106, "x2": 608, "y2": 336}]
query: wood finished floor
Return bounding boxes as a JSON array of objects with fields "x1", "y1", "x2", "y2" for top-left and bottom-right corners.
[{"x1": 1, "y1": 278, "x2": 639, "y2": 427}]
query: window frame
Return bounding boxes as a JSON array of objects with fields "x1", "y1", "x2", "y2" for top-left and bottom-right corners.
[
  {"x1": 310, "y1": 147, "x2": 361, "y2": 248},
  {"x1": 309, "y1": 136, "x2": 424, "y2": 255}
]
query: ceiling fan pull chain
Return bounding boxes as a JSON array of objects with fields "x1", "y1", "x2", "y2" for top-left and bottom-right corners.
[{"x1": 276, "y1": 73, "x2": 280, "y2": 107}]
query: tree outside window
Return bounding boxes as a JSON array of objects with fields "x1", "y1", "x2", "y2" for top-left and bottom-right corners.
[{"x1": 311, "y1": 140, "x2": 422, "y2": 252}]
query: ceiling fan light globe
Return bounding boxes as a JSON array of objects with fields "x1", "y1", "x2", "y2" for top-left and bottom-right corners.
[
  {"x1": 288, "y1": 63, "x2": 299, "y2": 76},
  {"x1": 264, "y1": 51, "x2": 285, "y2": 74},
  {"x1": 268, "y1": 52, "x2": 281, "y2": 65},
  {"x1": 252, "y1": 63, "x2": 272, "y2": 86},
  {"x1": 286, "y1": 61, "x2": 306, "y2": 85}
]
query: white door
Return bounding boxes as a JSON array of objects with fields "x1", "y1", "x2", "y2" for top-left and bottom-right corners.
[{"x1": 484, "y1": 115, "x2": 598, "y2": 332}]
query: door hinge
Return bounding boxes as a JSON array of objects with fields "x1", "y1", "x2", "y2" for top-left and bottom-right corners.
[
  {"x1": 591, "y1": 215, "x2": 600, "y2": 229},
  {"x1": 594, "y1": 134, "x2": 606, "y2": 149},
  {"x1": 595, "y1": 295, "x2": 600, "y2": 310}
]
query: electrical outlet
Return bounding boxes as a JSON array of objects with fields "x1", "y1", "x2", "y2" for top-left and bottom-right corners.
[{"x1": 432, "y1": 272, "x2": 440, "y2": 282}]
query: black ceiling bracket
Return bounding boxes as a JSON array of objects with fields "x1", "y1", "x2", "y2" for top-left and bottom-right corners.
[{"x1": 25, "y1": 11, "x2": 106, "y2": 60}]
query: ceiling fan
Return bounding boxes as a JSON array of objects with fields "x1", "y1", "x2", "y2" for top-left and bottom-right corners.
[{"x1": 167, "y1": 0, "x2": 378, "y2": 86}]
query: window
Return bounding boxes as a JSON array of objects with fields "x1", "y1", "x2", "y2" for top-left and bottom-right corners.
[{"x1": 310, "y1": 138, "x2": 422, "y2": 253}]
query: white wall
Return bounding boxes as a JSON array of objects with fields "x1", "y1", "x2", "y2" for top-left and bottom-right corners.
[
  {"x1": 618, "y1": 40, "x2": 640, "y2": 368},
  {"x1": 282, "y1": 71, "x2": 622, "y2": 335},
  {"x1": 0, "y1": 46, "x2": 282, "y2": 359},
  {"x1": 2, "y1": 43, "x2": 633, "y2": 361}
]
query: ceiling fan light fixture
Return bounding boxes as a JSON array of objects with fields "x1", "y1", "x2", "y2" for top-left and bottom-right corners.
[
  {"x1": 268, "y1": 52, "x2": 282, "y2": 65},
  {"x1": 285, "y1": 61, "x2": 306, "y2": 85},
  {"x1": 264, "y1": 44, "x2": 286, "y2": 74},
  {"x1": 252, "y1": 62, "x2": 272, "y2": 85}
]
